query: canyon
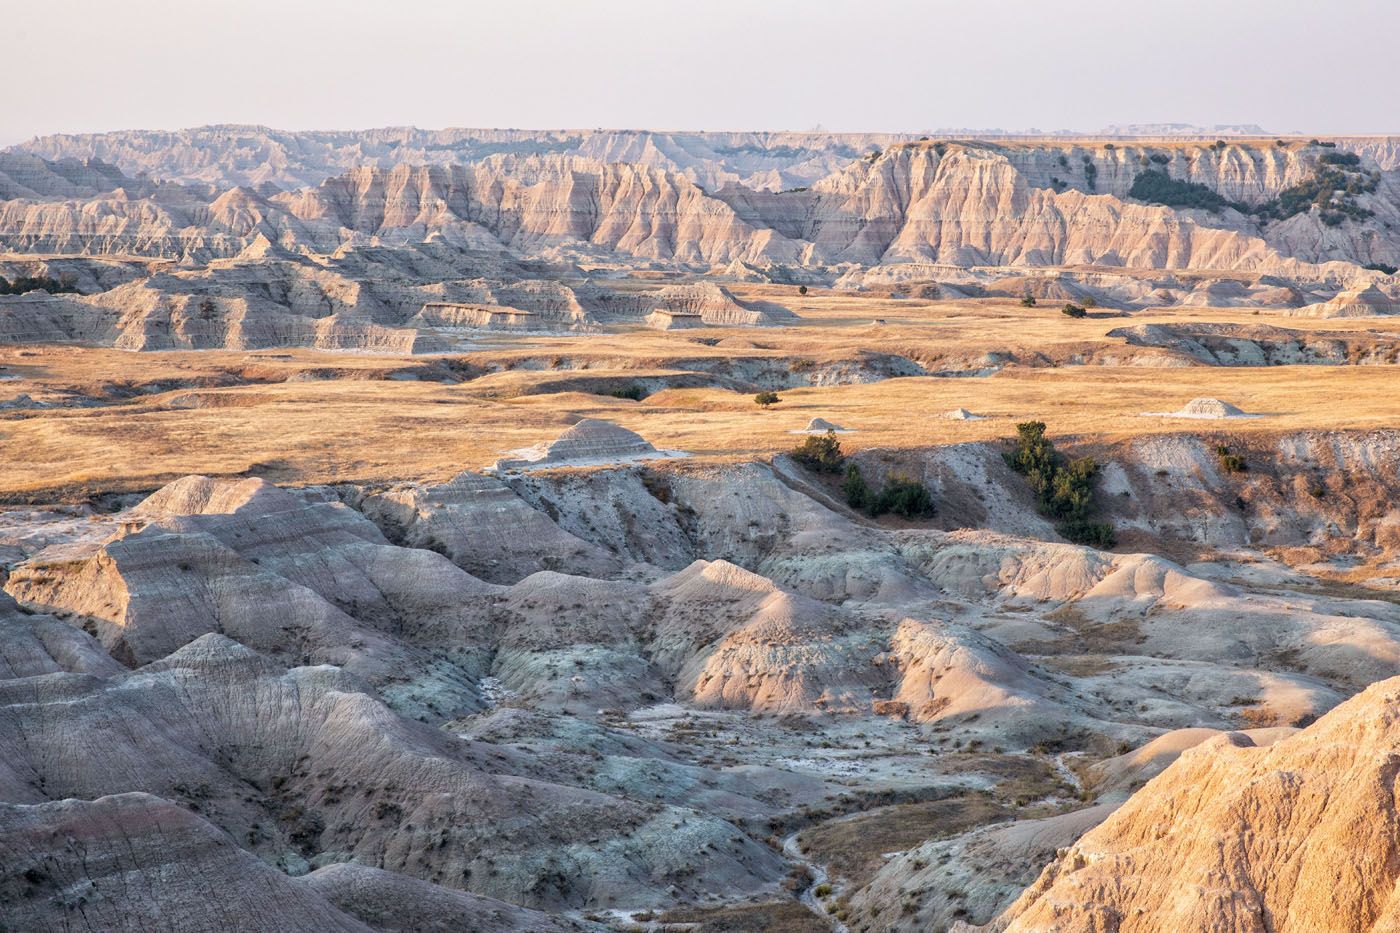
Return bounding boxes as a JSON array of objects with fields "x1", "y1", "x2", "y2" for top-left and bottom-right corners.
[{"x1": 4, "y1": 125, "x2": 1400, "y2": 933}]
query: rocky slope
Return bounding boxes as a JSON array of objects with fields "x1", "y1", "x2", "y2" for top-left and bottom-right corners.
[
  {"x1": 6, "y1": 428, "x2": 1400, "y2": 927},
  {"x1": 990, "y1": 676, "x2": 1400, "y2": 932}
]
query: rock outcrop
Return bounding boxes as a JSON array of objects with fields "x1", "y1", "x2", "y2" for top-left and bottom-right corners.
[{"x1": 993, "y1": 676, "x2": 1400, "y2": 932}]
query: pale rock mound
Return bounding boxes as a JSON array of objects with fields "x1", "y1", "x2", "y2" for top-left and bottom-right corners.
[
  {"x1": 491, "y1": 418, "x2": 679, "y2": 472},
  {"x1": 1144, "y1": 396, "x2": 1256, "y2": 419},
  {"x1": 943, "y1": 408, "x2": 986, "y2": 420},
  {"x1": 799, "y1": 417, "x2": 849, "y2": 433}
]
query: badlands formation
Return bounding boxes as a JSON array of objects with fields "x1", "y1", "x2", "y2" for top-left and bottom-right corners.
[{"x1": 5, "y1": 126, "x2": 1400, "y2": 933}]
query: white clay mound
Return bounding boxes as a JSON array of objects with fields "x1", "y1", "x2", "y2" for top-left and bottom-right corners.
[
  {"x1": 792, "y1": 417, "x2": 852, "y2": 434},
  {"x1": 1144, "y1": 397, "x2": 1260, "y2": 419}
]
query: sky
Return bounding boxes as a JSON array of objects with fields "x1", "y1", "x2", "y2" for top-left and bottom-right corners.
[{"x1": 6, "y1": 0, "x2": 1398, "y2": 144}]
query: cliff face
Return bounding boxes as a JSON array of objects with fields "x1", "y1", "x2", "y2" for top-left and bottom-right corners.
[
  {"x1": 12, "y1": 125, "x2": 907, "y2": 192},
  {"x1": 1, "y1": 137, "x2": 1397, "y2": 299}
]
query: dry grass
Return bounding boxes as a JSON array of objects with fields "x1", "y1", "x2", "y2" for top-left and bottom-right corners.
[
  {"x1": 3, "y1": 292, "x2": 1400, "y2": 499},
  {"x1": 795, "y1": 794, "x2": 1013, "y2": 887},
  {"x1": 656, "y1": 899, "x2": 826, "y2": 932}
]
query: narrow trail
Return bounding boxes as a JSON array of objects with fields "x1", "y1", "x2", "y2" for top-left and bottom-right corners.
[
  {"x1": 1053, "y1": 753, "x2": 1085, "y2": 798},
  {"x1": 783, "y1": 830, "x2": 849, "y2": 933}
]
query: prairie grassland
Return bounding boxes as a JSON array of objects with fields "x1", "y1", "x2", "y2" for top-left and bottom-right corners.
[{"x1": 2, "y1": 293, "x2": 1398, "y2": 498}]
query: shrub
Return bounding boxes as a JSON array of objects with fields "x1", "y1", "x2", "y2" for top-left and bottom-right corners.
[
  {"x1": 754, "y1": 390, "x2": 781, "y2": 408},
  {"x1": 1020, "y1": 294, "x2": 1037, "y2": 307},
  {"x1": 869, "y1": 476, "x2": 935, "y2": 519},
  {"x1": 1148, "y1": 152, "x2": 1171, "y2": 165},
  {"x1": 842, "y1": 463, "x2": 872, "y2": 510},
  {"x1": 1320, "y1": 151, "x2": 1361, "y2": 167},
  {"x1": 1215, "y1": 444, "x2": 1248, "y2": 474},
  {"x1": 1080, "y1": 295, "x2": 1097, "y2": 309},
  {"x1": 1059, "y1": 519, "x2": 1117, "y2": 548},
  {"x1": 798, "y1": 284, "x2": 808, "y2": 295},
  {"x1": 1062, "y1": 303, "x2": 1087, "y2": 318},
  {"x1": 1364, "y1": 262, "x2": 1399, "y2": 275},
  {"x1": 792, "y1": 430, "x2": 844, "y2": 473},
  {"x1": 606, "y1": 384, "x2": 645, "y2": 401}
]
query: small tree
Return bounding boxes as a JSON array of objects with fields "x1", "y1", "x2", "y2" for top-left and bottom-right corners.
[
  {"x1": 754, "y1": 391, "x2": 781, "y2": 408},
  {"x1": 798, "y1": 284, "x2": 808, "y2": 296},
  {"x1": 792, "y1": 430, "x2": 844, "y2": 473},
  {"x1": 1062, "y1": 303, "x2": 1087, "y2": 318},
  {"x1": 1080, "y1": 295, "x2": 1097, "y2": 309},
  {"x1": 1020, "y1": 294, "x2": 1037, "y2": 308},
  {"x1": 842, "y1": 463, "x2": 871, "y2": 510}
]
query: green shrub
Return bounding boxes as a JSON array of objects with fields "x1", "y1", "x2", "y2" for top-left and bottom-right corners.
[
  {"x1": 842, "y1": 463, "x2": 872, "y2": 510},
  {"x1": 1062, "y1": 304, "x2": 1087, "y2": 318},
  {"x1": 870, "y1": 476, "x2": 935, "y2": 519},
  {"x1": 792, "y1": 430, "x2": 844, "y2": 473},
  {"x1": 606, "y1": 384, "x2": 645, "y2": 401},
  {"x1": 1364, "y1": 262, "x2": 1398, "y2": 275},
  {"x1": 1005, "y1": 422, "x2": 1115, "y2": 547},
  {"x1": 798, "y1": 284, "x2": 808, "y2": 295},
  {"x1": 1320, "y1": 151, "x2": 1361, "y2": 167},
  {"x1": 1020, "y1": 294, "x2": 1037, "y2": 308},
  {"x1": 754, "y1": 390, "x2": 781, "y2": 408},
  {"x1": 1215, "y1": 444, "x2": 1248, "y2": 474},
  {"x1": 1059, "y1": 519, "x2": 1117, "y2": 548}
]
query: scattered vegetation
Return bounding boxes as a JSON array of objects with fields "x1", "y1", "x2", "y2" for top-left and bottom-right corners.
[
  {"x1": 1061, "y1": 303, "x2": 1087, "y2": 318},
  {"x1": 0, "y1": 275, "x2": 78, "y2": 295},
  {"x1": 1020, "y1": 294, "x2": 1037, "y2": 307},
  {"x1": 754, "y1": 390, "x2": 781, "y2": 409},
  {"x1": 1253, "y1": 162, "x2": 1378, "y2": 226},
  {"x1": 1005, "y1": 421, "x2": 1116, "y2": 547},
  {"x1": 1148, "y1": 152, "x2": 1171, "y2": 165},
  {"x1": 791, "y1": 429, "x2": 844, "y2": 473},
  {"x1": 1364, "y1": 262, "x2": 1399, "y2": 275},
  {"x1": 1215, "y1": 444, "x2": 1248, "y2": 474},
  {"x1": 1082, "y1": 158, "x2": 1098, "y2": 191},
  {"x1": 826, "y1": 452, "x2": 935, "y2": 520}
]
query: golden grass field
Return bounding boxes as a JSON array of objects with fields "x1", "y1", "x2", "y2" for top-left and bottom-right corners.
[{"x1": 3, "y1": 286, "x2": 1399, "y2": 499}]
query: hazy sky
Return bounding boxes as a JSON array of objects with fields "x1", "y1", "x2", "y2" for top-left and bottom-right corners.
[{"x1": 7, "y1": 0, "x2": 1398, "y2": 144}]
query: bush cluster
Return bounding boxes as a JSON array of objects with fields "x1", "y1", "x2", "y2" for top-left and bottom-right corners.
[
  {"x1": 1061, "y1": 303, "x2": 1087, "y2": 318},
  {"x1": 0, "y1": 275, "x2": 77, "y2": 295},
  {"x1": 791, "y1": 430, "x2": 844, "y2": 473},
  {"x1": 789, "y1": 431, "x2": 935, "y2": 519},
  {"x1": 841, "y1": 463, "x2": 934, "y2": 518},
  {"x1": 1004, "y1": 421, "x2": 1115, "y2": 547},
  {"x1": 754, "y1": 390, "x2": 781, "y2": 408},
  {"x1": 1215, "y1": 444, "x2": 1248, "y2": 474},
  {"x1": 1128, "y1": 170, "x2": 1241, "y2": 214}
]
